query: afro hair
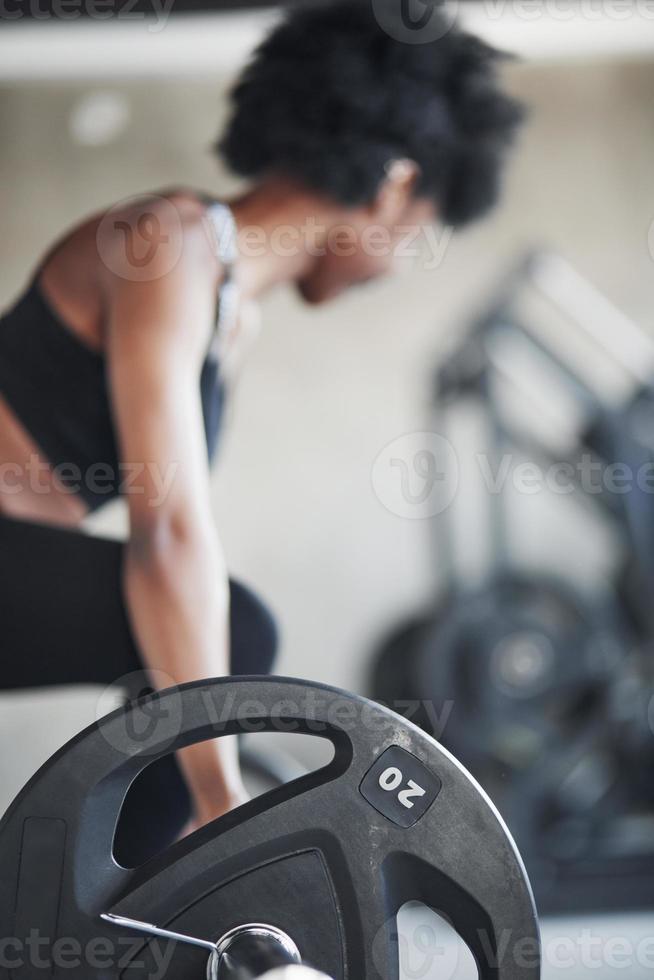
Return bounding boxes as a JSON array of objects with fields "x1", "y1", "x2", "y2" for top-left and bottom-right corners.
[{"x1": 219, "y1": 0, "x2": 525, "y2": 226}]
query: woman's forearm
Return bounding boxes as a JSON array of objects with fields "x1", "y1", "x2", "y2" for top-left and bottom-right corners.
[{"x1": 123, "y1": 531, "x2": 246, "y2": 815}]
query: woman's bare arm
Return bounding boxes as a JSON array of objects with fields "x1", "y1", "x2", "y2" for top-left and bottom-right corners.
[{"x1": 103, "y1": 199, "x2": 246, "y2": 822}]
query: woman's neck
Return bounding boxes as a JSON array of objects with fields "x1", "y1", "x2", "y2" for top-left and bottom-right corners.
[{"x1": 227, "y1": 181, "x2": 341, "y2": 300}]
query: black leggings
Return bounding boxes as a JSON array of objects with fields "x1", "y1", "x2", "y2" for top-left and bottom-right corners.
[{"x1": 0, "y1": 514, "x2": 278, "y2": 865}]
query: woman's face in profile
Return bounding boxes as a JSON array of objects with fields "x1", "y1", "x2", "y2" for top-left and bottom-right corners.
[{"x1": 297, "y1": 197, "x2": 436, "y2": 305}]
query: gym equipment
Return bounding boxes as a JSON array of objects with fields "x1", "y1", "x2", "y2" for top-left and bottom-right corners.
[
  {"x1": 393, "y1": 574, "x2": 624, "y2": 775},
  {"x1": 458, "y1": 252, "x2": 654, "y2": 634},
  {"x1": 371, "y1": 251, "x2": 654, "y2": 914},
  {"x1": 371, "y1": 577, "x2": 654, "y2": 913},
  {"x1": 0, "y1": 676, "x2": 540, "y2": 980},
  {"x1": 101, "y1": 916, "x2": 303, "y2": 979}
]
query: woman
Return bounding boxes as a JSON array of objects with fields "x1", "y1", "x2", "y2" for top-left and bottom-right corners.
[{"x1": 0, "y1": 0, "x2": 522, "y2": 860}]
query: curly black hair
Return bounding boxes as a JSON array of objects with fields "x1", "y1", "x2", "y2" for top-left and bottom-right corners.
[{"x1": 219, "y1": 0, "x2": 524, "y2": 227}]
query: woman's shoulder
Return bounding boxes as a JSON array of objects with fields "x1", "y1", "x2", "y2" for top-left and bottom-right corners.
[
  {"x1": 97, "y1": 186, "x2": 219, "y2": 242},
  {"x1": 92, "y1": 187, "x2": 227, "y2": 290}
]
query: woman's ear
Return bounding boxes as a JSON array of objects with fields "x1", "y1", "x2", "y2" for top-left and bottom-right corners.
[{"x1": 369, "y1": 158, "x2": 421, "y2": 222}]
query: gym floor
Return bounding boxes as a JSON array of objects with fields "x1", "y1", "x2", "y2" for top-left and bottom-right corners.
[{"x1": 1, "y1": 21, "x2": 653, "y2": 980}]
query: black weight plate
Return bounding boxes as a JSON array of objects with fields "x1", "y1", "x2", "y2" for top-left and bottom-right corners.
[
  {"x1": 0, "y1": 677, "x2": 540, "y2": 980},
  {"x1": 410, "y1": 575, "x2": 625, "y2": 775},
  {"x1": 120, "y1": 851, "x2": 342, "y2": 978}
]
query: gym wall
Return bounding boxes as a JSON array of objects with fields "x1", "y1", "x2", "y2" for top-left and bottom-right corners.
[{"x1": 0, "y1": 46, "x2": 653, "y2": 795}]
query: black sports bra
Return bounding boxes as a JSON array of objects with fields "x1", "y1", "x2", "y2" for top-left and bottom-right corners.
[{"x1": 0, "y1": 200, "x2": 237, "y2": 512}]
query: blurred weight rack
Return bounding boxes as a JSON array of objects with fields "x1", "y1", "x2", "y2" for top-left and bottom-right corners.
[{"x1": 372, "y1": 252, "x2": 654, "y2": 915}]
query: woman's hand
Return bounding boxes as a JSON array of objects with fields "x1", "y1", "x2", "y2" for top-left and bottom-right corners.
[
  {"x1": 195, "y1": 785, "x2": 251, "y2": 826},
  {"x1": 180, "y1": 784, "x2": 251, "y2": 839}
]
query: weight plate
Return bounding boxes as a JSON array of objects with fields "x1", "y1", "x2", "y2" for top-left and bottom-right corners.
[
  {"x1": 0, "y1": 677, "x2": 539, "y2": 980},
  {"x1": 410, "y1": 574, "x2": 626, "y2": 776}
]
